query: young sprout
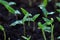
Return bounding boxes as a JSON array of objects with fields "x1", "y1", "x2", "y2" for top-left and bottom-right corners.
[
  {"x1": 0, "y1": 25, "x2": 6, "y2": 40},
  {"x1": 38, "y1": 22, "x2": 47, "y2": 40},
  {"x1": 32, "y1": 14, "x2": 40, "y2": 31},
  {"x1": 10, "y1": 12, "x2": 32, "y2": 35},
  {"x1": 21, "y1": 8, "x2": 32, "y2": 27},
  {"x1": 42, "y1": 17, "x2": 54, "y2": 25},
  {"x1": 24, "y1": 14, "x2": 40, "y2": 31},
  {"x1": 22, "y1": 36, "x2": 31, "y2": 40},
  {"x1": 43, "y1": 17, "x2": 54, "y2": 40},
  {"x1": 38, "y1": 0, "x2": 54, "y2": 17},
  {"x1": 38, "y1": 5, "x2": 54, "y2": 17}
]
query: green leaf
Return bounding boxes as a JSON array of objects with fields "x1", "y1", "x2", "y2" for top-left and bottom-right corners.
[
  {"x1": 42, "y1": 0, "x2": 48, "y2": 7},
  {"x1": 57, "y1": 36, "x2": 60, "y2": 39},
  {"x1": 26, "y1": 18, "x2": 33, "y2": 21},
  {"x1": 56, "y1": 9, "x2": 60, "y2": 13},
  {"x1": 32, "y1": 14, "x2": 40, "y2": 21},
  {"x1": 38, "y1": 22, "x2": 51, "y2": 32},
  {"x1": 38, "y1": 5, "x2": 48, "y2": 17},
  {"x1": 42, "y1": 17, "x2": 54, "y2": 25},
  {"x1": 1, "y1": 1, "x2": 15, "y2": 13},
  {"x1": 38, "y1": 22, "x2": 45, "y2": 30},
  {"x1": 48, "y1": 12, "x2": 54, "y2": 15},
  {"x1": 21, "y1": 8, "x2": 32, "y2": 16},
  {"x1": 0, "y1": 25, "x2": 4, "y2": 31},
  {"x1": 15, "y1": 10, "x2": 21, "y2": 14},
  {"x1": 22, "y1": 36, "x2": 31, "y2": 40},
  {"x1": 44, "y1": 26, "x2": 51, "y2": 33},
  {"x1": 8, "y1": 2, "x2": 16, "y2": 5},
  {"x1": 56, "y1": 17, "x2": 60, "y2": 22},
  {"x1": 56, "y1": 3, "x2": 60, "y2": 7},
  {"x1": 0, "y1": 1, "x2": 20, "y2": 14},
  {"x1": 10, "y1": 20, "x2": 23, "y2": 26}
]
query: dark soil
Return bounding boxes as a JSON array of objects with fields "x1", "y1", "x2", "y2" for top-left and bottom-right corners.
[{"x1": 0, "y1": 0, "x2": 60, "y2": 40}]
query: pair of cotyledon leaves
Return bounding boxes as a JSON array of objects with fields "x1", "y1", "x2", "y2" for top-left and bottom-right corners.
[
  {"x1": 10, "y1": 8, "x2": 40, "y2": 26},
  {"x1": 38, "y1": 17, "x2": 54, "y2": 33}
]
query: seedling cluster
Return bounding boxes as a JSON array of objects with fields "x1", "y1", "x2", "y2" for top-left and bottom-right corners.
[{"x1": 0, "y1": 0, "x2": 60, "y2": 40}]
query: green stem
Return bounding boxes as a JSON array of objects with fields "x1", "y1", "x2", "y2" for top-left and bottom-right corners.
[
  {"x1": 42, "y1": 30, "x2": 47, "y2": 40},
  {"x1": 28, "y1": 21, "x2": 30, "y2": 27},
  {"x1": 33, "y1": 22, "x2": 35, "y2": 31},
  {"x1": 51, "y1": 24, "x2": 54, "y2": 40},
  {"x1": 3, "y1": 31, "x2": 6, "y2": 40},
  {"x1": 23, "y1": 24, "x2": 26, "y2": 36}
]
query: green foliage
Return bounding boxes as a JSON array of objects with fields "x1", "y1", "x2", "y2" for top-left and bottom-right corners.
[
  {"x1": 26, "y1": 14, "x2": 40, "y2": 22},
  {"x1": 22, "y1": 36, "x2": 31, "y2": 40},
  {"x1": 38, "y1": 22, "x2": 51, "y2": 32},
  {"x1": 56, "y1": 17, "x2": 60, "y2": 22},
  {"x1": 38, "y1": 5, "x2": 54, "y2": 17},
  {"x1": 0, "y1": 0, "x2": 20, "y2": 14},
  {"x1": 57, "y1": 36, "x2": 60, "y2": 39},
  {"x1": 0, "y1": 25, "x2": 4, "y2": 31},
  {"x1": 21, "y1": 8, "x2": 32, "y2": 16},
  {"x1": 42, "y1": 0, "x2": 48, "y2": 7},
  {"x1": 8, "y1": 2, "x2": 16, "y2": 5},
  {"x1": 32, "y1": 14, "x2": 40, "y2": 21},
  {"x1": 10, "y1": 20, "x2": 23, "y2": 26},
  {"x1": 56, "y1": 9, "x2": 60, "y2": 13},
  {"x1": 0, "y1": 25, "x2": 6, "y2": 40},
  {"x1": 56, "y1": 3, "x2": 60, "y2": 7},
  {"x1": 43, "y1": 17, "x2": 54, "y2": 25}
]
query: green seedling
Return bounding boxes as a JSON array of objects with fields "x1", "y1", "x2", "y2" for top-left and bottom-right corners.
[
  {"x1": 56, "y1": 17, "x2": 60, "y2": 22},
  {"x1": 10, "y1": 12, "x2": 32, "y2": 35},
  {"x1": 21, "y1": 8, "x2": 32, "y2": 16},
  {"x1": 38, "y1": 22, "x2": 47, "y2": 40},
  {"x1": 38, "y1": 17, "x2": 54, "y2": 40},
  {"x1": 42, "y1": 17, "x2": 54, "y2": 25},
  {"x1": 0, "y1": 0, "x2": 20, "y2": 15},
  {"x1": 22, "y1": 36, "x2": 31, "y2": 40},
  {"x1": 26, "y1": 14, "x2": 40, "y2": 31},
  {"x1": 0, "y1": 25, "x2": 6, "y2": 40},
  {"x1": 38, "y1": 0, "x2": 54, "y2": 17},
  {"x1": 21, "y1": 8, "x2": 32, "y2": 26},
  {"x1": 38, "y1": 5, "x2": 54, "y2": 17},
  {"x1": 43, "y1": 17, "x2": 54, "y2": 40}
]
